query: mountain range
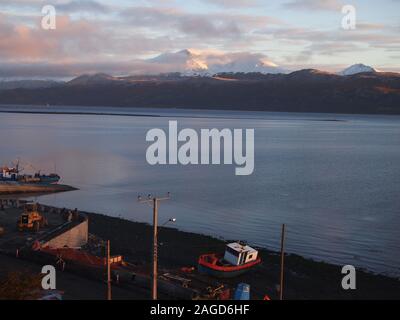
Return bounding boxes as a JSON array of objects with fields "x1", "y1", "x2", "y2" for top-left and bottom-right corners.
[
  {"x1": 0, "y1": 66, "x2": 399, "y2": 115},
  {"x1": 0, "y1": 61, "x2": 385, "y2": 90}
]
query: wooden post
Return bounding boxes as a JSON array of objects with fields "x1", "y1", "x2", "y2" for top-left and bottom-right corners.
[
  {"x1": 279, "y1": 224, "x2": 286, "y2": 300},
  {"x1": 138, "y1": 193, "x2": 170, "y2": 300},
  {"x1": 152, "y1": 198, "x2": 158, "y2": 300},
  {"x1": 107, "y1": 240, "x2": 112, "y2": 300}
]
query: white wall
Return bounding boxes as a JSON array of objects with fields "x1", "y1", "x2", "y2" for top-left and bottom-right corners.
[
  {"x1": 44, "y1": 220, "x2": 88, "y2": 249},
  {"x1": 224, "y1": 251, "x2": 240, "y2": 266}
]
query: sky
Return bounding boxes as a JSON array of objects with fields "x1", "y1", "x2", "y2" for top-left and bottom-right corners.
[{"x1": 0, "y1": 0, "x2": 399, "y2": 79}]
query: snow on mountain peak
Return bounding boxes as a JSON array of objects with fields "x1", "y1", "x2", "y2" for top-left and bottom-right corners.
[
  {"x1": 339, "y1": 64, "x2": 377, "y2": 76},
  {"x1": 210, "y1": 53, "x2": 283, "y2": 74},
  {"x1": 67, "y1": 73, "x2": 116, "y2": 85},
  {"x1": 148, "y1": 49, "x2": 283, "y2": 75},
  {"x1": 149, "y1": 49, "x2": 208, "y2": 74}
]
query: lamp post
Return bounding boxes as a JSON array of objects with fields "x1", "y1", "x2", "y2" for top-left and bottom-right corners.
[
  {"x1": 279, "y1": 224, "x2": 286, "y2": 300},
  {"x1": 107, "y1": 240, "x2": 112, "y2": 300}
]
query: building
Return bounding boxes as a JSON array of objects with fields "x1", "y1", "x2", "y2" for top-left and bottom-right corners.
[{"x1": 39, "y1": 213, "x2": 89, "y2": 249}]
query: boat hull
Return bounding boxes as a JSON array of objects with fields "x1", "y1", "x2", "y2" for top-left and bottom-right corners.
[
  {"x1": 198, "y1": 254, "x2": 261, "y2": 278},
  {"x1": 198, "y1": 263, "x2": 255, "y2": 278}
]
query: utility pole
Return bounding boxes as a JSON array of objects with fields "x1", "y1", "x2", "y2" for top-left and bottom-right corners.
[
  {"x1": 279, "y1": 224, "x2": 286, "y2": 300},
  {"x1": 107, "y1": 240, "x2": 112, "y2": 300},
  {"x1": 138, "y1": 193, "x2": 170, "y2": 300}
]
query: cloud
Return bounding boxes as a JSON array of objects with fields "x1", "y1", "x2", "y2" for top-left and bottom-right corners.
[
  {"x1": 283, "y1": 0, "x2": 342, "y2": 11},
  {"x1": 199, "y1": 0, "x2": 260, "y2": 8},
  {"x1": 119, "y1": 6, "x2": 279, "y2": 40},
  {"x1": 305, "y1": 42, "x2": 361, "y2": 56},
  {"x1": 1, "y1": 0, "x2": 108, "y2": 9},
  {"x1": 0, "y1": 11, "x2": 179, "y2": 65},
  {"x1": 0, "y1": 0, "x2": 398, "y2": 77},
  {"x1": 0, "y1": 14, "x2": 111, "y2": 62},
  {"x1": 1, "y1": 0, "x2": 46, "y2": 5},
  {"x1": 259, "y1": 24, "x2": 400, "y2": 56},
  {"x1": 0, "y1": 46, "x2": 284, "y2": 79},
  {"x1": 58, "y1": 1, "x2": 110, "y2": 14},
  {"x1": 356, "y1": 23, "x2": 386, "y2": 31},
  {"x1": 146, "y1": 49, "x2": 281, "y2": 73}
]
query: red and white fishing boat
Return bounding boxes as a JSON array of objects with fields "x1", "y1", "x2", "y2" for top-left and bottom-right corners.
[{"x1": 198, "y1": 242, "x2": 261, "y2": 278}]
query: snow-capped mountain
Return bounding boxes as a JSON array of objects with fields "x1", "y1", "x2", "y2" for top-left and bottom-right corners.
[
  {"x1": 148, "y1": 49, "x2": 209, "y2": 75},
  {"x1": 210, "y1": 53, "x2": 284, "y2": 74},
  {"x1": 67, "y1": 73, "x2": 118, "y2": 85},
  {"x1": 339, "y1": 64, "x2": 377, "y2": 76},
  {"x1": 148, "y1": 49, "x2": 284, "y2": 75}
]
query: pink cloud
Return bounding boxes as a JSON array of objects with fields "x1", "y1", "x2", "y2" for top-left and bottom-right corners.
[{"x1": 283, "y1": 0, "x2": 342, "y2": 11}]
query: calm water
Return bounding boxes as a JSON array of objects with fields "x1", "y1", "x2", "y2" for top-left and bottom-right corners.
[{"x1": 1, "y1": 108, "x2": 400, "y2": 276}]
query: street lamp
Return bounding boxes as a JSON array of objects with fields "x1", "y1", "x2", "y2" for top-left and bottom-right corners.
[{"x1": 162, "y1": 218, "x2": 176, "y2": 227}]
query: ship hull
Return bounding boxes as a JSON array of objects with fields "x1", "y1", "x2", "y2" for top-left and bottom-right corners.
[{"x1": 37, "y1": 176, "x2": 60, "y2": 184}]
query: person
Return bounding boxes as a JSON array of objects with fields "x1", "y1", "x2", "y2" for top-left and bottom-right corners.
[{"x1": 72, "y1": 208, "x2": 79, "y2": 220}]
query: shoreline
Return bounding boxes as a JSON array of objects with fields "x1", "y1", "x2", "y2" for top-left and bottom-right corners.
[
  {"x1": 1, "y1": 203, "x2": 399, "y2": 299},
  {"x1": 84, "y1": 210, "x2": 400, "y2": 300},
  {"x1": 0, "y1": 183, "x2": 77, "y2": 195},
  {"x1": 0, "y1": 104, "x2": 372, "y2": 121}
]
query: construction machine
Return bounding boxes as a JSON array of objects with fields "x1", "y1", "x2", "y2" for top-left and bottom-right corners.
[{"x1": 17, "y1": 203, "x2": 48, "y2": 232}]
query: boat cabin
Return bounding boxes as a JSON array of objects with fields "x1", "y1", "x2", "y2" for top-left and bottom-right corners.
[
  {"x1": 0, "y1": 167, "x2": 18, "y2": 180},
  {"x1": 223, "y1": 242, "x2": 258, "y2": 266}
]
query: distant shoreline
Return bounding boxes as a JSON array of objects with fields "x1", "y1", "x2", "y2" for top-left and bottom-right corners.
[
  {"x1": 0, "y1": 183, "x2": 77, "y2": 195},
  {"x1": 0, "y1": 104, "x2": 350, "y2": 122},
  {"x1": 0, "y1": 109, "x2": 161, "y2": 118}
]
